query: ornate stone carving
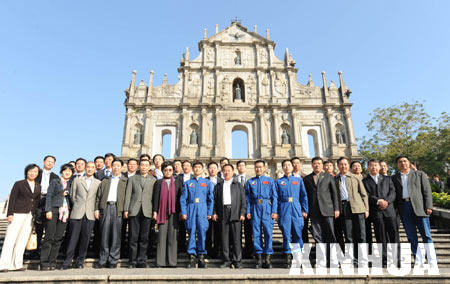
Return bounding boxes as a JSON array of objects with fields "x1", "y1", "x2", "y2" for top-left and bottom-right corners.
[
  {"x1": 336, "y1": 127, "x2": 346, "y2": 144},
  {"x1": 190, "y1": 129, "x2": 198, "y2": 144},
  {"x1": 281, "y1": 129, "x2": 290, "y2": 144}
]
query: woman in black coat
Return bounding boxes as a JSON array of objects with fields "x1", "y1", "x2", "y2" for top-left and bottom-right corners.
[
  {"x1": 152, "y1": 162, "x2": 182, "y2": 267},
  {"x1": 40, "y1": 163, "x2": 74, "y2": 270},
  {"x1": 0, "y1": 164, "x2": 41, "y2": 272}
]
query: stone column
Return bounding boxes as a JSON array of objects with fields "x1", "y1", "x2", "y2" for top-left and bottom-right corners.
[
  {"x1": 291, "y1": 111, "x2": 303, "y2": 157},
  {"x1": 272, "y1": 109, "x2": 281, "y2": 145},
  {"x1": 326, "y1": 108, "x2": 337, "y2": 157},
  {"x1": 142, "y1": 108, "x2": 153, "y2": 154},
  {"x1": 121, "y1": 108, "x2": 133, "y2": 157},
  {"x1": 200, "y1": 107, "x2": 209, "y2": 157},
  {"x1": 344, "y1": 107, "x2": 356, "y2": 146},
  {"x1": 215, "y1": 110, "x2": 225, "y2": 157},
  {"x1": 179, "y1": 108, "x2": 190, "y2": 157}
]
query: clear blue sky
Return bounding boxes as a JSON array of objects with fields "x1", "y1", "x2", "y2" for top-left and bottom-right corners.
[{"x1": 1, "y1": 1, "x2": 449, "y2": 198}]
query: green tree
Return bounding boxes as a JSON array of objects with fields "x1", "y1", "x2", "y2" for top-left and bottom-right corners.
[{"x1": 358, "y1": 101, "x2": 449, "y2": 176}]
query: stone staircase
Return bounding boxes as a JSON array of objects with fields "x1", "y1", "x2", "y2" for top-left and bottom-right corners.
[{"x1": 0, "y1": 218, "x2": 449, "y2": 269}]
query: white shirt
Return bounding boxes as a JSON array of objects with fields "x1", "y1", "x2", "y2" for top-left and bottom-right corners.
[
  {"x1": 127, "y1": 172, "x2": 136, "y2": 178},
  {"x1": 370, "y1": 174, "x2": 379, "y2": 184},
  {"x1": 183, "y1": 173, "x2": 191, "y2": 183},
  {"x1": 104, "y1": 168, "x2": 112, "y2": 177},
  {"x1": 155, "y1": 169, "x2": 163, "y2": 180},
  {"x1": 237, "y1": 174, "x2": 246, "y2": 186},
  {"x1": 41, "y1": 169, "x2": 51, "y2": 194},
  {"x1": 28, "y1": 181, "x2": 35, "y2": 193},
  {"x1": 210, "y1": 176, "x2": 218, "y2": 185},
  {"x1": 340, "y1": 174, "x2": 349, "y2": 201},
  {"x1": 293, "y1": 172, "x2": 302, "y2": 178},
  {"x1": 107, "y1": 175, "x2": 121, "y2": 202},
  {"x1": 85, "y1": 176, "x2": 93, "y2": 191},
  {"x1": 223, "y1": 179, "x2": 233, "y2": 205},
  {"x1": 401, "y1": 171, "x2": 410, "y2": 198}
]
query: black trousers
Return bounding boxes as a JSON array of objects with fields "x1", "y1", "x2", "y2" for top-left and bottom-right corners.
[
  {"x1": 129, "y1": 209, "x2": 151, "y2": 265},
  {"x1": 339, "y1": 201, "x2": 366, "y2": 260},
  {"x1": 40, "y1": 208, "x2": 68, "y2": 267},
  {"x1": 302, "y1": 216, "x2": 310, "y2": 245},
  {"x1": 243, "y1": 217, "x2": 253, "y2": 258},
  {"x1": 35, "y1": 195, "x2": 47, "y2": 252},
  {"x1": 63, "y1": 215, "x2": 95, "y2": 266},
  {"x1": 206, "y1": 219, "x2": 222, "y2": 257},
  {"x1": 372, "y1": 212, "x2": 399, "y2": 263},
  {"x1": 99, "y1": 203, "x2": 122, "y2": 265},
  {"x1": 310, "y1": 214, "x2": 336, "y2": 244},
  {"x1": 121, "y1": 217, "x2": 129, "y2": 258},
  {"x1": 221, "y1": 206, "x2": 242, "y2": 264},
  {"x1": 178, "y1": 219, "x2": 187, "y2": 252}
]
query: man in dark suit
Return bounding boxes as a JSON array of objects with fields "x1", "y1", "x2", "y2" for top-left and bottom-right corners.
[
  {"x1": 303, "y1": 157, "x2": 339, "y2": 268},
  {"x1": 392, "y1": 155, "x2": 436, "y2": 267},
  {"x1": 94, "y1": 160, "x2": 128, "y2": 268},
  {"x1": 34, "y1": 155, "x2": 59, "y2": 258},
  {"x1": 234, "y1": 160, "x2": 252, "y2": 258},
  {"x1": 213, "y1": 164, "x2": 246, "y2": 268},
  {"x1": 206, "y1": 161, "x2": 223, "y2": 258},
  {"x1": 124, "y1": 159, "x2": 156, "y2": 268},
  {"x1": 176, "y1": 160, "x2": 194, "y2": 252},
  {"x1": 362, "y1": 159, "x2": 398, "y2": 267},
  {"x1": 94, "y1": 156, "x2": 105, "y2": 180}
]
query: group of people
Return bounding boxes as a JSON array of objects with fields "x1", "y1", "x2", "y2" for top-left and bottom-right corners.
[{"x1": 0, "y1": 152, "x2": 436, "y2": 272}]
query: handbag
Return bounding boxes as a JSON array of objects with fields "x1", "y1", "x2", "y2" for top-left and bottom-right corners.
[{"x1": 25, "y1": 226, "x2": 37, "y2": 251}]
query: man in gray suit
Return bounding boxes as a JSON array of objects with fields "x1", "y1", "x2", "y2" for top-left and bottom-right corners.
[
  {"x1": 124, "y1": 159, "x2": 156, "y2": 268},
  {"x1": 94, "y1": 159, "x2": 128, "y2": 268},
  {"x1": 393, "y1": 155, "x2": 437, "y2": 267},
  {"x1": 62, "y1": 162, "x2": 101, "y2": 269}
]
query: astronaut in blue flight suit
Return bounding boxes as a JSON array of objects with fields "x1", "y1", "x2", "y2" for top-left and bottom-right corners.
[
  {"x1": 180, "y1": 161, "x2": 214, "y2": 268},
  {"x1": 245, "y1": 160, "x2": 278, "y2": 269},
  {"x1": 276, "y1": 159, "x2": 309, "y2": 268}
]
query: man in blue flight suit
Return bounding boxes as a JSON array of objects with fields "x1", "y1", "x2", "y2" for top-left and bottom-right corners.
[
  {"x1": 246, "y1": 160, "x2": 278, "y2": 269},
  {"x1": 180, "y1": 161, "x2": 214, "y2": 268},
  {"x1": 276, "y1": 159, "x2": 309, "y2": 268}
]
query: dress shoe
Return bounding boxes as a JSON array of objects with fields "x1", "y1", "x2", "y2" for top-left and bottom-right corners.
[
  {"x1": 61, "y1": 265, "x2": 71, "y2": 270},
  {"x1": 219, "y1": 262, "x2": 231, "y2": 268},
  {"x1": 108, "y1": 263, "x2": 117, "y2": 269},
  {"x1": 263, "y1": 254, "x2": 272, "y2": 269},
  {"x1": 94, "y1": 263, "x2": 106, "y2": 269},
  {"x1": 128, "y1": 263, "x2": 136, "y2": 269},
  {"x1": 76, "y1": 264, "x2": 84, "y2": 269},
  {"x1": 0, "y1": 269, "x2": 7, "y2": 273},
  {"x1": 136, "y1": 263, "x2": 147, "y2": 268},
  {"x1": 40, "y1": 266, "x2": 51, "y2": 271},
  {"x1": 234, "y1": 262, "x2": 242, "y2": 269},
  {"x1": 15, "y1": 268, "x2": 26, "y2": 271}
]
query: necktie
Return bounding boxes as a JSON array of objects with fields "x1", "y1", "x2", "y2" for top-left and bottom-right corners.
[
  {"x1": 106, "y1": 170, "x2": 110, "y2": 177},
  {"x1": 240, "y1": 176, "x2": 244, "y2": 186}
]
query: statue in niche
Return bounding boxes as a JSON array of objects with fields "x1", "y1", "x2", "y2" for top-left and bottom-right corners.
[
  {"x1": 336, "y1": 128, "x2": 346, "y2": 144},
  {"x1": 133, "y1": 128, "x2": 142, "y2": 145},
  {"x1": 281, "y1": 129, "x2": 290, "y2": 144},
  {"x1": 190, "y1": 129, "x2": 198, "y2": 145},
  {"x1": 234, "y1": 50, "x2": 241, "y2": 65},
  {"x1": 234, "y1": 83, "x2": 242, "y2": 100}
]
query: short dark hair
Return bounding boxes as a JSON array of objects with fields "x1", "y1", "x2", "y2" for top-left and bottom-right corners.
[
  {"x1": 161, "y1": 161, "x2": 173, "y2": 171},
  {"x1": 281, "y1": 159, "x2": 292, "y2": 167},
  {"x1": 207, "y1": 161, "x2": 218, "y2": 168},
  {"x1": 219, "y1": 157, "x2": 230, "y2": 164},
  {"x1": 236, "y1": 160, "x2": 246, "y2": 167},
  {"x1": 192, "y1": 161, "x2": 204, "y2": 168},
  {"x1": 311, "y1": 156, "x2": 323, "y2": 164},
  {"x1": 323, "y1": 160, "x2": 333, "y2": 166},
  {"x1": 337, "y1": 157, "x2": 350, "y2": 164},
  {"x1": 350, "y1": 161, "x2": 362, "y2": 168},
  {"x1": 94, "y1": 156, "x2": 104, "y2": 162},
  {"x1": 379, "y1": 160, "x2": 387, "y2": 164},
  {"x1": 182, "y1": 160, "x2": 192, "y2": 166},
  {"x1": 153, "y1": 154, "x2": 165, "y2": 162},
  {"x1": 128, "y1": 158, "x2": 138, "y2": 164},
  {"x1": 69, "y1": 161, "x2": 75, "y2": 164},
  {"x1": 290, "y1": 157, "x2": 301, "y2": 163},
  {"x1": 173, "y1": 159, "x2": 182, "y2": 165},
  {"x1": 75, "y1": 158, "x2": 87, "y2": 164},
  {"x1": 104, "y1": 153, "x2": 116, "y2": 159},
  {"x1": 140, "y1": 154, "x2": 151, "y2": 161},
  {"x1": 60, "y1": 163, "x2": 75, "y2": 175},
  {"x1": 139, "y1": 159, "x2": 151, "y2": 165},
  {"x1": 223, "y1": 164, "x2": 234, "y2": 171},
  {"x1": 24, "y1": 163, "x2": 40, "y2": 178},
  {"x1": 395, "y1": 155, "x2": 409, "y2": 163},
  {"x1": 43, "y1": 155, "x2": 56, "y2": 162},
  {"x1": 368, "y1": 159, "x2": 380, "y2": 165},
  {"x1": 254, "y1": 160, "x2": 266, "y2": 166},
  {"x1": 112, "y1": 159, "x2": 124, "y2": 167}
]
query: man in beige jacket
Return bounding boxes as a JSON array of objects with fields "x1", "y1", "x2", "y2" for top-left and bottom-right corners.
[{"x1": 335, "y1": 157, "x2": 369, "y2": 264}]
